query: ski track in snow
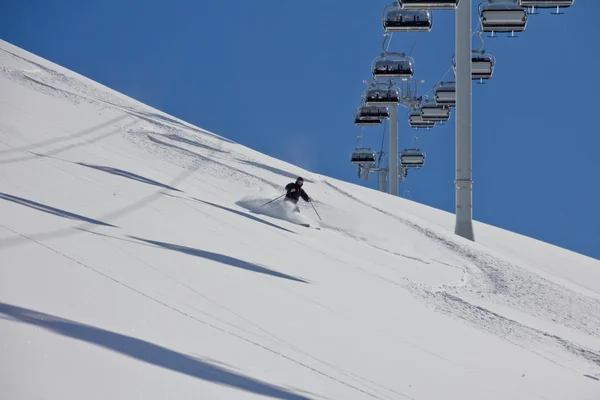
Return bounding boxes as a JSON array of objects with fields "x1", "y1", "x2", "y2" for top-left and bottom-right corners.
[{"x1": 322, "y1": 181, "x2": 600, "y2": 370}]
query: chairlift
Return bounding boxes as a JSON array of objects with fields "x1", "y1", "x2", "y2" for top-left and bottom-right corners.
[
  {"x1": 434, "y1": 81, "x2": 456, "y2": 106},
  {"x1": 400, "y1": 148, "x2": 426, "y2": 168},
  {"x1": 479, "y1": 2, "x2": 528, "y2": 37},
  {"x1": 363, "y1": 83, "x2": 401, "y2": 105},
  {"x1": 359, "y1": 105, "x2": 390, "y2": 119},
  {"x1": 408, "y1": 110, "x2": 436, "y2": 129},
  {"x1": 452, "y1": 31, "x2": 496, "y2": 82},
  {"x1": 472, "y1": 52, "x2": 495, "y2": 81},
  {"x1": 354, "y1": 105, "x2": 390, "y2": 126},
  {"x1": 383, "y1": 5, "x2": 432, "y2": 32},
  {"x1": 400, "y1": 0, "x2": 459, "y2": 10},
  {"x1": 421, "y1": 101, "x2": 451, "y2": 122},
  {"x1": 453, "y1": 51, "x2": 496, "y2": 82},
  {"x1": 351, "y1": 148, "x2": 377, "y2": 166},
  {"x1": 373, "y1": 54, "x2": 415, "y2": 80},
  {"x1": 518, "y1": 0, "x2": 574, "y2": 14},
  {"x1": 355, "y1": 115, "x2": 382, "y2": 126}
]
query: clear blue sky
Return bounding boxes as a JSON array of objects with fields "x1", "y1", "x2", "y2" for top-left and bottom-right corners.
[{"x1": 2, "y1": 1, "x2": 599, "y2": 259}]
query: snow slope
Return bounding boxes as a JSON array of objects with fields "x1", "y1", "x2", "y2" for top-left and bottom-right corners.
[{"x1": 1, "y1": 39, "x2": 598, "y2": 400}]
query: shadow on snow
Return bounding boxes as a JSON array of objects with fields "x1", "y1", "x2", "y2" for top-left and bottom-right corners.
[
  {"x1": 77, "y1": 163, "x2": 182, "y2": 192},
  {"x1": 129, "y1": 236, "x2": 308, "y2": 284},
  {"x1": 0, "y1": 303, "x2": 311, "y2": 400},
  {"x1": 0, "y1": 192, "x2": 116, "y2": 227}
]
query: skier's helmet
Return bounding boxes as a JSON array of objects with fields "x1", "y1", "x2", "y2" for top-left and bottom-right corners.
[{"x1": 296, "y1": 176, "x2": 304, "y2": 186}]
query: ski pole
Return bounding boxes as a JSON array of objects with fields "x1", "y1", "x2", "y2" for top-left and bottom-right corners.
[
  {"x1": 310, "y1": 200, "x2": 322, "y2": 220},
  {"x1": 260, "y1": 194, "x2": 285, "y2": 207}
]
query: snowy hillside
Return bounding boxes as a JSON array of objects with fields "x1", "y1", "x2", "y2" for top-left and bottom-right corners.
[{"x1": 1, "y1": 39, "x2": 599, "y2": 400}]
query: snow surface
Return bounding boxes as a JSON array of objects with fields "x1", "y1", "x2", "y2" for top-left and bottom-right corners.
[{"x1": 0, "y1": 39, "x2": 599, "y2": 400}]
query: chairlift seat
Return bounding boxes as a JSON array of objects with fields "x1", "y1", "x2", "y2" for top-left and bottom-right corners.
[
  {"x1": 351, "y1": 148, "x2": 377, "y2": 165},
  {"x1": 480, "y1": 2, "x2": 528, "y2": 32},
  {"x1": 409, "y1": 112, "x2": 436, "y2": 129},
  {"x1": 400, "y1": 0, "x2": 459, "y2": 10},
  {"x1": 518, "y1": 0, "x2": 574, "y2": 8},
  {"x1": 364, "y1": 87, "x2": 401, "y2": 105},
  {"x1": 421, "y1": 103, "x2": 451, "y2": 121},
  {"x1": 453, "y1": 52, "x2": 495, "y2": 80},
  {"x1": 373, "y1": 58, "x2": 414, "y2": 79},
  {"x1": 355, "y1": 117, "x2": 382, "y2": 126},
  {"x1": 434, "y1": 82, "x2": 456, "y2": 106},
  {"x1": 384, "y1": 9, "x2": 432, "y2": 32},
  {"x1": 472, "y1": 55, "x2": 494, "y2": 79},
  {"x1": 358, "y1": 106, "x2": 390, "y2": 119},
  {"x1": 400, "y1": 149, "x2": 425, "y2": 167}
]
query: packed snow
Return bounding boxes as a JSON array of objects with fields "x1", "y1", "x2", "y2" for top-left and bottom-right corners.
[{"x1": 0, "y1": 39, "x2": 598, "y2": 400}]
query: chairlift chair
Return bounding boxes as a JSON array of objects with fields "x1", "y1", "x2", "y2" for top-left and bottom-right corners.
[
  {"x1": 363, "y1": 84, "x2": 401, "y2": 105},
  {"x1": 400, "y1": 148, "x2": 426, "y2": 168},
  {"x1": 383, "y1": 5, "x2": 432, "y2": 32},
  {"x1": 372, "y1": 54, "x2": 415, "y2": 80},
  {"x1": 351, "y1": 148, "x2": 377, "y2": 166},
  {"x1": 409, "y1": 111, "x2": 436, "y2": 129},
  {"x1": 518, "y1": 0, "x2": 574, "y2": 14},
  {"x1": 420, "y1": 101, "x2": 451, "y2": 122},
  {"x1": 453, "y1": 52, "x2": 496, "y2": 81},
  {"x1": 479, "y1": 2, "x2": 528, "y2": 36},
  {"x1": 354, "y1": 105, "x2": 390, "y2": 126},
  {"x1": 472, "y1": 52, "x2": 495, "y2": 80},
  {"x1": 400, "y1": 0, "x2": 459, "y2": 10},
  {"x1": 354, "y1": 115, "x2": 382, "y2": 126},
  {"x1": 434, "y1": 81, "x2": 456, "y2": 106},
  {"x1": 360, "y1": 105, "x2": 390, "y2": 119}
]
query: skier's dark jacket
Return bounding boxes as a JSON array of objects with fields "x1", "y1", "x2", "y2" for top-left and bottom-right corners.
[{"x1": 285, "y1": 182, "x2": 310, "y2": 204}]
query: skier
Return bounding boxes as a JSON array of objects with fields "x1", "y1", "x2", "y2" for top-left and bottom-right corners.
[{"x1": 284, "y1": 177, "x2": 311, "y2": 211}]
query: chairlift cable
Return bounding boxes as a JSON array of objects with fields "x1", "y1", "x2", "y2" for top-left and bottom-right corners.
[
  {"x1": 408, "y1": 33, "x2": 420, "y2": 57},
  {"x1": 386, "y1": 32, "x2": 393, "y2": 52},
  {"x1": 421, "y1": 65, "x2": 454, "y2": 98}
]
